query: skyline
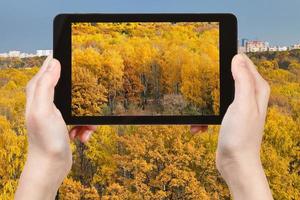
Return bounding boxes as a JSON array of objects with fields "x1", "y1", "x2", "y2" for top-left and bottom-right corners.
[
  {"x1": 1, "y1": 39, "x2": 299, "y2": 55},
  {"x1": 1, "y1": 0, "x2": 300, "y2": 52}
]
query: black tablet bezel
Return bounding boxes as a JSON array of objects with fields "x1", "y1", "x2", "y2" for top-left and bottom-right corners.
[{"x1": 54, "y1": 13, "x2": 237, "y2": 125}]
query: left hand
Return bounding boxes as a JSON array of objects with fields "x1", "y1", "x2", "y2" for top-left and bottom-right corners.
[{"x1": 15, "y1": 56, "x2": 97, "y2": 200}]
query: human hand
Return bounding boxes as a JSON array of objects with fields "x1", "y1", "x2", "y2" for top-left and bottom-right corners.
[
  {"x1": 191, "y1": 54, "x2": 273, "y2": 200},
  {"x1": 15, "y1": 56, "x2": 97, "y2": 200}
]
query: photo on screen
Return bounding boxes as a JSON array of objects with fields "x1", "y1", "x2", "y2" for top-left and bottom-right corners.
[{"x1": 71, "y1": 22, "x2": 220, "y2": 116}]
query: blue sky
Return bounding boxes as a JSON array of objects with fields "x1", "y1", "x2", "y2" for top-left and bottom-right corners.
[{"x1": 0, "y1": 0, "x2": 300, "y2": 53}]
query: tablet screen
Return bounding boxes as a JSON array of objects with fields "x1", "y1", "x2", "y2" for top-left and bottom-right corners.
[{"x1": 71, "y1": 22, "x2": 219, "y2": 116}]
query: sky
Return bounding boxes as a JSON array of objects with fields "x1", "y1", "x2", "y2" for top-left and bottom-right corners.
[{"x1": 0, "y1": 0, "x2": 300, "y2": 53}]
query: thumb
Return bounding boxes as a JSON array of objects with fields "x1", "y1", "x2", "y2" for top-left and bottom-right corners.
[
  {"x1": 33, "y1": 59, "x2": 61, "y2": 113},
  {"x1": 231, "y1": 54, "x2": 256, "y2": 108}
]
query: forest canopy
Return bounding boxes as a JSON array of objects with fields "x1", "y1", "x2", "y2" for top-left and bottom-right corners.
[
  {"x1": 0, "y1": 49, "x2": 299, "y2": 199},
  {"x1": 71, "y1": 22, "x2": 220, "y2": 116}
]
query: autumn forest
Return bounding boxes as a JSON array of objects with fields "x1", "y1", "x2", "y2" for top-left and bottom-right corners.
[
  {"x1": 0, "y1": 50, "x2": 299, "y2": 199},
  {"x1": 71, "y1": 22, "x2": 220, "y2": 116}
]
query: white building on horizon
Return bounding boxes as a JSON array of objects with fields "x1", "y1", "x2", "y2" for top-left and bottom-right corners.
[
  {"x1": 246, "y1": 40, "x2": 269, "y2": 52},
  {"x1": 20, "y1": 53, "x2": 36, "y2": 58},
  {"x1": 36, "y1": 50, "x2": 52, "y2": 57},
  {"x1": 8, "y1": 50, "x2": 21, "y2": 57},
  {"x1": 241, "y1": 39, "x2": 298, "y2": 53},
  {"x1": 268, "y1": 46, "x2": 278, "y2": 52},
  {"x1": 278, "y1": 46, "x2": 288, "y2": 51},
  {"x1": 0, "y1": 50, "x2": 53, "y2": 58},
  {"x1": 289, "y1": 43, "x2": 300, "y2": 50},
  {"x1": 0, "y1": 53, "x2": 8, "y2": 57}
]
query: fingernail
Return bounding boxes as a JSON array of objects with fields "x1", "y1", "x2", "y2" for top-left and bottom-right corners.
[
  {"x1": 70, "y1": 130, "x2": 76, "y2": 139},
  {"x1": 84, "y1": 131, "x2": 92, "y2": 141},
  {"x1": 47, "y1": 59, "x2": 56, "y2": 71}
]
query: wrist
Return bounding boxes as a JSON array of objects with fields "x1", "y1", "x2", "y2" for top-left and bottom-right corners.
[
  {"x1": 27, "y1": 141, "x2": 73, "y2": 172},
  {"x1": 27, "y1": 150, "x2": 72, "y2": 177},
  {"x1": 216, "y1": 151, "x2": 273, "y2": 200},
  {"x1": 216, "y1": 149, "x2": 261, "y2": 174},
  {"x1": 216, "y1": 151, "x2": 262, "y2": 182},
  {"x1": 15, "y1": 152, "x2": 71, "y2": 200}
]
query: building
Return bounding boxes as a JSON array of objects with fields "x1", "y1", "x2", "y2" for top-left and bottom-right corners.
[
  {"x1": 0, "y1": 50, "x2": 46, "y2": 58},
  {"x1": 20, "y1": 53, "x2": 36, "y2": 58},
  {"x1": 241, "y1": 38, "x2": 248, "y2": 47},
  {"x1": 246, "y1": 40, "x2": 269, "y2": 52},
  {"x1": 8, "y1": 51, "x2": 21, "y2": 57},
  {"x1": 268, "y1": 46, "x2": 278, "y2": 52},
  {"x1": 289, "y1": 44, "x2": 300, "y2": 50},
  {"x1": 36, "y1": 50, "x2": 53, "y2": 57},
  {"x1": 277, "y1": 46, "x2": 288, "y2": 51},
  {"x1": 239, "y1": 39, "x2": 299, "y2": 52},
  {"x1": 0, "y1": 53, "x2": 8, "y2": 57}
]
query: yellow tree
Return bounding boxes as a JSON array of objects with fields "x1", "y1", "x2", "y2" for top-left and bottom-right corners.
[
  {"x1": 0, "y1": 116, "x2": 26, "y2": 199},
  {"x1": 99, "y1": 126, "x2": 227, "y2": 199},
  {"x1": 262, "y1": 106, "x2": 300, "y2": 199},
  {"x1": 99, "y1": 49, "x2": 124, "y2": 114},
  {"x1": 72, "y1": 65, "x2": 107, "y2": 116},
  {"x1": 59, "y1": 177, "x2": 100, "y2": 200},
  {"x1": 81, "y1": 126, "x2": 117, "y2": 198}
]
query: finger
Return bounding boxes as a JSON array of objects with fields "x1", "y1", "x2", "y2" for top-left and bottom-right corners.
[
  {"x1": 190, "y1": 125, "x2": 208, "y2": 134},
  {"x1": 231, "y1": 54, "x2": 257, "y2": 109},
  {"x1": 69, "y1": 126, "x2": 97, "y2": 141},
  {"x1": 77, "y1": 130, "x2": 93, "y2": 143},
  {"x1": 33, "y1": 59, "x2": 61, "y2": 113},
  {"x1": 32, "y1": 55, "x2": 53, "y2": 82},
  {"x1": 25, "y1": 55, "x2": 53, "y2": 115},
  {"x1": 69, "y1": 126, "x2": 81, "y2": 140},
  {"x1": 241, "y1": 54, "x2": 270, "y2": 114},
  {"x1": 241, "y1": 54, "x2": 265, "y2": 81}
]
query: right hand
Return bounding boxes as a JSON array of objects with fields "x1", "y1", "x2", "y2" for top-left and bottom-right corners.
[
  {"x1": 216, "y1": 54, "x2": 270, "y2": 167},
  {"x1": 191, "y1": 54, "x2": 273, "y2": 200},
  {"x1": 216, "y1": 54, "x2": 273, "y2": 200}
]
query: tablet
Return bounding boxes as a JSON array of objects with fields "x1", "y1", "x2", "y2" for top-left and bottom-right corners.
[{"x1": 53, "y1": 13, "x2": 237, "y2": 125}]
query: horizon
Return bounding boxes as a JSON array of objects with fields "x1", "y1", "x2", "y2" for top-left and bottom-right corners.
[
  {"x1": 1, "y1": 0, "x2": 300, "y2": 52},
  {"x1": 1, "y1": 40, "x2": 299, "y2": 55}
]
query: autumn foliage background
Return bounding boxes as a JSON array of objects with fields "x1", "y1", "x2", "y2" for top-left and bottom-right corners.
[
  {"x1": 0, "y1": 44, "x2": 300, "y2": 198},
  {"x1": 71, "y1": 22, "x2": 220, "y2": 116}
]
